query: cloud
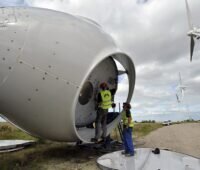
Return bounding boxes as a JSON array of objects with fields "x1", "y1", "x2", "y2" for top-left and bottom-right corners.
[
  {"x1": 1, "y1": 0, "x2": 200, "y2": 121},
  {"x1": 0, "y1": 0, "x2": 28, "y2": 6}
]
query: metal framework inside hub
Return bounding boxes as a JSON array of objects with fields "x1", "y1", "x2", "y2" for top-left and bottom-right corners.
[
  {"x1": 75, "y1": 56, "x2": 123, "y2": 142},
  {"x1": 75, "y1": 56, "x2": 118, "y2": 128},
  {"x1": 75, "y1": 53, "x2": 135, "y2": 142}
]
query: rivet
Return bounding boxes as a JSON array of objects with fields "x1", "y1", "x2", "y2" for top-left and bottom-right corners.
[
  {"x1": 7, "y1": 48, "x2": 10, "y2": 51},
  {"x1": 42, "y1": 77, "x2": 45, "y2": 80},
  {"x1": 32, "y1": 67, "x2": 35, "y2": 70},
  {"x1": 8, "y1": 66, "x2": 12, "y2": 70},
  {"x1": 35, "y1": 88, "x2": 39, "y2": 92},
  {"x1": 2, "y1": 57, "x2": 5, "y2": 61},
  {"x1": 67, "y1": 82, "x2": 69, "y2": 85},
  {"x1": 11, "y1": 40, "x2": 14, "y2": 43},
  {"x1": 45, "y1": 72, "x2": 48, "y2": 75},
  {"x1": 14, "y1": 31, "x2": 16, "y2": 34},
  {"x1": 48, "y1": 65, "x2": 51, "y2": 68},
  {"x1": 18, "y1": 48, "x2": 21, "y2": 50},
  {"x1": 28, "y1": 98, "x2": 31, "y2": 101},
  {"x1": 56, "y1": 41, "x2": 59, "y2": 44},
  {"x1": 19, "y1": 61, "x2": 23, "y2": 64},
  {"x1": 56, "y1": 77, "x2": 59, "y2": 80}
]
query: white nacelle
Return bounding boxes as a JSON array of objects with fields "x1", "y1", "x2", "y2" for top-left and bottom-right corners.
[{"x1": 0, "y1": 7, "x2": 136, "y2": 142}]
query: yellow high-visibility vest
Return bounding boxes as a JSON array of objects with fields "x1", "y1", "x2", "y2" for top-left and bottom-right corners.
[
  {"x1": 122, "y1": 110, "x2": 134, "y2": 127},
  {"x1": 100, "y1": 90, "x2": 112, "y2": 109}
]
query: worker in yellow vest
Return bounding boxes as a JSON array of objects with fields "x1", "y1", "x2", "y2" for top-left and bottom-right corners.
[
  {"x1": 91, "y1": 82, "x2": 115, "y2": 143},
  {"x1": 121, "y1": 102, "x2": 134, "y2": 156}
]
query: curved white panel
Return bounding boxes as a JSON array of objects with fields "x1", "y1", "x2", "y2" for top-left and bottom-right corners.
[
  {"x1": 0, "y1": 7, "x2": 136, "y2": 142},
  {"x1": 97, "y1": 148, "x2": 200, "y2": 170}
]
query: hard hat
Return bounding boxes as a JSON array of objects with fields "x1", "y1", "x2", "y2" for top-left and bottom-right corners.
[
  {"x1": 123, "y1": 102, "x2": 131, "y2": 109},
  {"x1": 100, "y1": 82, "x2": 108, "y2": 89}
]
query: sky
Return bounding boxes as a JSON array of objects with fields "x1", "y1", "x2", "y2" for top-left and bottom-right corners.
[{"x1": 0, "y1": 0, "x2": 200, "y2": 121}]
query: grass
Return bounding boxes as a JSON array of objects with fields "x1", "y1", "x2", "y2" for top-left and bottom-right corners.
[
  {"x1": 0, "y1": 122, "x2": 103, "y2": 170},
  {"x1": 0, "y1": 122, "x2": 165, "y2": 170},
  {"x1": 133, "y1": 122, "x2": 163, "y2": 138},
  {"x1": 0, "y1": 122, "x2": 163, "y2": 141},
  {"x1": 172, "y1": 119, "x2": 200, "y2": 125},
  {"x1": 0, "y1": 122, "x2": 36, "y2": 140},
  {"x1": 0, "y1": 142, "x2": 92, "y2": 170},
  {"x1": 111, "y1": 122, "x2": 163, "y2": 141},
  {"x1": 0, "y1": 138, "x2": 102, "y2": 170}
]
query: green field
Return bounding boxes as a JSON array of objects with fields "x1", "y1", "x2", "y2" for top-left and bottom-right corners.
[
  {"x1": 0, "y1": 122, "x2": 36, "y2": 140},
  {"x1": 111, "y1": 122, "x2": 163, "y2": 140},
  {"x1": 0, "y1": 122, "x2": 163, "y2": 170}
]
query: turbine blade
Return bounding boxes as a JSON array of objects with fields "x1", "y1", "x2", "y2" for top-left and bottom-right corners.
[
  {"x1": 190, "y1": 36, "x2": 195, "y2": 61},
  {"x1": 176, "y1": 94, "x2": 180, "y2": 103},
  {"x1": 137, "y1": 0, "x2": 148, "y2": 4},
  {"x1": 185, "y1": 0, "x2": 193, "y2": 29},
  {"x1": 176, "y1": 94, "x2": 178, "y2": 101},
  {"x1": 182, "y1": 89, "x2": 185, "y2": 98},
  {"x1": 179, "y1": 72, "x2": 182, "y2": 85}
]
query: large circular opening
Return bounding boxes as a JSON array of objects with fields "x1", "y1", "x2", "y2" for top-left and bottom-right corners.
[
  {"x1": 78, "y1": 81, "x2": 93, "y2": 105},
  {"x1": 75, "y1": 57, "x2": 118, "y2": 128},
  {"x1": 75, "y1": 53, "x2": 135, "y2": 143}
]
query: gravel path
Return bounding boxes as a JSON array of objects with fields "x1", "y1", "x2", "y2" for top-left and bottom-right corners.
[{"x1": 137, "y1": 123, "x2": 200, "y2": 158}]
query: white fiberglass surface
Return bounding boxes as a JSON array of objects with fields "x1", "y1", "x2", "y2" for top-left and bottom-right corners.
[
  {"x1": 97, "y1": 148, "x2": 200, "y2": 170},
  {"x1": 0, "y1": 140, "x2": 34, "y2": 149}
]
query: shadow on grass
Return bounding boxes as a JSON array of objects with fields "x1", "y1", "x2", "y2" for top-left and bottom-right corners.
[{"x1": 0, "y1": 142, "x2": 102, "y2": 170}]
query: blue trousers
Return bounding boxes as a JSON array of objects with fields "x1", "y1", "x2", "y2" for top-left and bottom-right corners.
[{"x1": 122, "y1": 127, "x2": 134, "y2": 154}]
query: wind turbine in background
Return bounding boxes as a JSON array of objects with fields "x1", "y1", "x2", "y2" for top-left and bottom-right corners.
[
  {"x1": 176, "y1": 72, "x2": 187, "y2": 103},
  {"x1": 185, "y1": 0, "x2": 200, "y2": 61},
  {"x1": 137, "y1": 0, "x2": 149, "y2": 3}
]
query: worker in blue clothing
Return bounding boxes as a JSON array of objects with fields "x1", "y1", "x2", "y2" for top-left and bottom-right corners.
[{"x1": 121, "y1": 102, "x2": 135, "y2": 157}]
